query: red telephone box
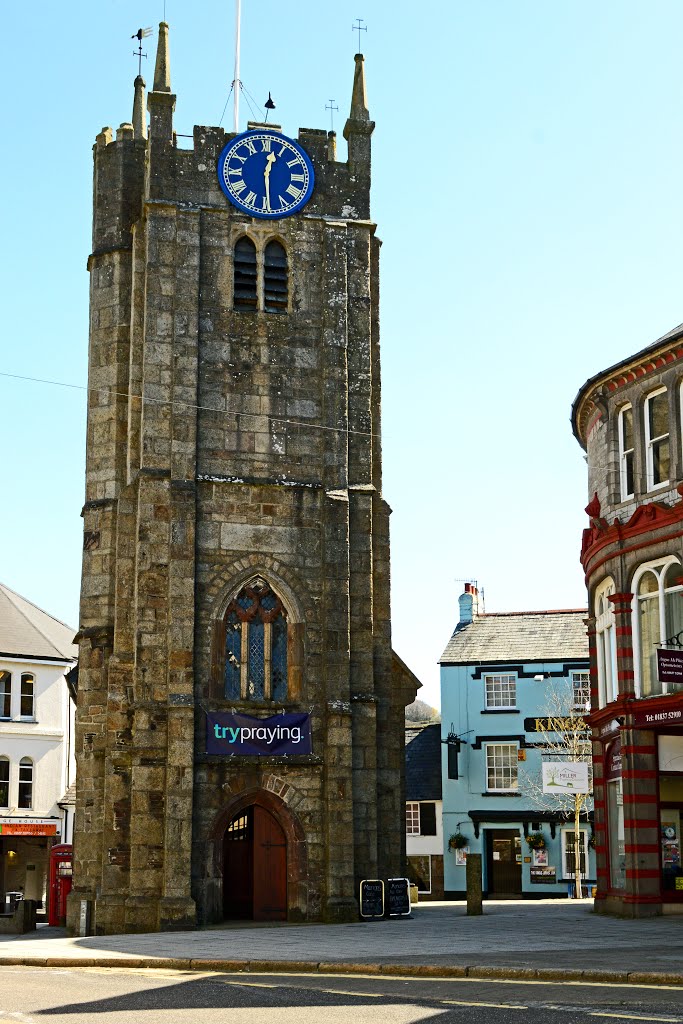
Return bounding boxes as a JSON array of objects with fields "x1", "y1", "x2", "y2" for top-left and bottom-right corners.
[{"x1": 48, "y1": 845, "x2": 72, "y2": 926}]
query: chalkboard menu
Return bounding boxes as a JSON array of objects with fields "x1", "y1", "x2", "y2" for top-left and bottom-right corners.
[
  {"x1": 359, "y1": 879, "x2": 384, "y2": 919},
  {"x1": 387, "y1": 877, "x2": 411, "y2": 917}
]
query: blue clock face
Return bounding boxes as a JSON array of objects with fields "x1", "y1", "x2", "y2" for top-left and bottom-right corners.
[{"x1": 217, "y1": 130, "x2": 315, "y2": 220}]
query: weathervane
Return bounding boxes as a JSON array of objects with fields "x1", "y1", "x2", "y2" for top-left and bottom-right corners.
[
  {"x1": 132, "y1": 27, "x2": 153, "y2": 77},
  {"x1": 325, "y1": 99, "x2": 339, "y2": 132},
  {"x1": 264, "y1": 92, "x2": 276, "y2": 123},
  {"x1": 352, "y1": 17, "x2": 367, "y2": 52}
]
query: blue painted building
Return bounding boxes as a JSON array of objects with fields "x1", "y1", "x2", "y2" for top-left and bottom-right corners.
[{"x1": 440, "y1": 585, "x2": 596, "y2": 898}]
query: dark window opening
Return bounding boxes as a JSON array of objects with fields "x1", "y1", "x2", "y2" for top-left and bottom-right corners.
[
  {"x1": 233, "y1": 237, "x2": 257, "y2": 311},
  {"x1": 263, "y1": 240, "x2": 288, "y2": 314},
  {"x1": 0, "y1": 759, "x2": 8, "y2": 808},
  {"x1": 419, "y1": 802, "x2": 437, "y2": 836}
]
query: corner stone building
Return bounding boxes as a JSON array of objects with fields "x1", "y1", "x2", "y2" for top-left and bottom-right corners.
[{"x1": 70, "y1": 24, "x2": 418, "y2": 934}]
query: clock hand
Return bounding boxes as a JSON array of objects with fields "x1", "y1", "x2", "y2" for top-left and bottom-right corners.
[{"x1": 264, "y1": 152, "x2": 276, "y2": 212}]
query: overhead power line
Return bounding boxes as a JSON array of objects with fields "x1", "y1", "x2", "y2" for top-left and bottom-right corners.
[{"x1": 0, "y1": 370, "x2": 379, "y2": 440}]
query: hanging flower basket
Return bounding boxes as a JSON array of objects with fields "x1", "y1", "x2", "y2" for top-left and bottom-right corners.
[
  {"x1": 525, "y1": 831, "x2": 546, "y2": 850},
  {"x1": 448, "y1": 832, "x2": 468, "y2": 851}
]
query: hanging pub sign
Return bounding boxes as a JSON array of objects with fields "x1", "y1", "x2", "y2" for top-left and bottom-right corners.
[
  {"x1": 605, "y1": 736, "x2": 622, "y2": 781},
  {"x1": 359, "y1": 879, "x2": 384, "y2": 919},
  {"x1": 386, "y1": 877, "x2": 411, "y2": 917},
  {"x1": 657, "y1": 648, "x2": 683, "y2": 686},
  {"x1": 206, "y1": 711, "x2": 312, "y2": 756}
]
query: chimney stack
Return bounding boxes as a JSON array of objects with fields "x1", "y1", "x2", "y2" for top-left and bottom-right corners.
[{"x1": 458, "y1": 584, "x2": 482, "y2": 626}]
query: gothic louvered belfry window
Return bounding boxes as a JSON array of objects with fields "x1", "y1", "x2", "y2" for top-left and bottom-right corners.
[
  {"x1": 233, "y1": 236, "x2": 258, "y2": 311},
  {"x1": 263, "y1": 240, "x2": 288, "y2": 313},
  {"x1": 224, "y1": 579, "x2": 288, "y2": 701}
]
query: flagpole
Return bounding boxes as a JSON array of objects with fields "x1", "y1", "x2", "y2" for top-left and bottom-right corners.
[{"x1": 233, "y1": 0, "x2": 241, "y2": 133}]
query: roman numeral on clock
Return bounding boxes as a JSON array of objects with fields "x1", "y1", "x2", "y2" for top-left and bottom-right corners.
[
  {"x1": 290, "y1": 173, "x2": 305, "y2": 183},
  {"x1": 285, "y1": 183, "x2": 302, "y2": 199},
  {"x1": 232, "y1": 179, "x2": 247, "y2": 195}
]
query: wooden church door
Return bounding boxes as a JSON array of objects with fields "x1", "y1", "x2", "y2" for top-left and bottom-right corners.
[
  {"x1": 223, "y1": 806, "x2": 287, "y2": 921},
  {"x1": 253, "y1": 806, "x2": 287, "y2": 921}
]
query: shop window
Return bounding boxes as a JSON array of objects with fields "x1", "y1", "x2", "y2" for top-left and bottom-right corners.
[
  {"x1": 561, "y1": 829, "x2": 588, "y2": 879},
  {"x1": 18, "y1": 758, "x2": 33, "y2": 809},
  {"x1": 0, "y1": 758, "x2": 8, "y2": 808},
  {"x1": 263, "y1": 240, "x2": 288, "y2": 313},
  {"x1": 233, "y1": 237, "x2": 258, "y2": 311},
  {"x1": 607, "y1": 778, "x2": 625, "y2": 889},
  {"x1": 484, "y1": 673, "x2": 516, "y2": 710},
  {"x1": 644, "y1": 388, "x2": 670, "y2": 491},
  {"x1": 0, "y1": 672, "x2": 10, "y2": 719},
  {"x1": 224, "y1": 579, "x2": 288, "y2": 702},
  {"x1": 20, "y1": 674, "x2": 34, "y2": 719},
  {"x1": 407, "y1": 854, "x2": 432, "y2": 894},
  {"x1": 595, "y1": 578, "x2": 617, "y2": 708},
  {"x1": 618, "y1": 404, "x2": 634, "y2": 500},
  {"x1": 633, "y1": 558, "x2": 683, "y2": 698},
  {"x1": 485, "y1": 743, "x2": 518, "y2": 791}
]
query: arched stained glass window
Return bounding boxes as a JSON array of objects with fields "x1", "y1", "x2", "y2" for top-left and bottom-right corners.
[
  {"x1": 224, "y1": 579, "x2": 288, "y2": 701},
  {"x1": 263, "y1": 240, "x2": 288, "y2": 313},
  {"x1": 233, "y1": 236, "x2": 258, "y2": 311}
]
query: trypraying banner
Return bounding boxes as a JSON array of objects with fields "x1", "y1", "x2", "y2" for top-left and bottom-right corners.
[{"x1": 206, "y1": 711, "x2": 312, "y2": 756}]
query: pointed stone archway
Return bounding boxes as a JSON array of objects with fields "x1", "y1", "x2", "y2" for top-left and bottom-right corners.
[{"x1": 211, "y1": 785, "x2": 308, "y2": 923}]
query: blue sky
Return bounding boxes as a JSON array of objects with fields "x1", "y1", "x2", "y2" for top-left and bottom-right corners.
[{"x1": 3, "y1": 2, "x2": 683, "y2": 708}]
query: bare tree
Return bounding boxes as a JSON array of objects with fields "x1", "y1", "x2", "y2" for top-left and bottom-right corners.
[{"x1": 519, "y1": 678, "x2": 593, "y2": 899}]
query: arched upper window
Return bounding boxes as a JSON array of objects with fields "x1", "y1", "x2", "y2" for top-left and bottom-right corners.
[
  {"x1": 233, "y1": 237, "x2": 258, "y2": 312},
  {"x1": 263, "y1": 240, "x2": 288, "y2": 313},
  {"x1": 0, "y1": 758, "x2": 9, "y2": 808},
  {"x1": 594, "y1": 577, "x2": 617, "y2": 708},
  {"x1": 18, "y1": 758, "x2": 33, "y2": 809},
  {"x1": 633, "y1": 557, "x2": 683, "y2": 697},
  {"x1": 0, "y1": 672, "x2": 10, "y2": 719},
  {"x1": 20, "y1": 674, "x2": 34, "y2": 719},
  {"x1": 644, "y1": 388, "x2": 669, "y2": 491},
  {"x1": 224, "y1": 579, "x2": 288, "y2": 702},
  {"x1": 617, "y1": 405, "x2": 634, "y2": 501}
]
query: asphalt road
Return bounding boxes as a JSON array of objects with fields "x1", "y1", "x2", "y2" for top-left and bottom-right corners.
[{"x1": 0, "y1": 967, "x2": 681, "y2": 1024}]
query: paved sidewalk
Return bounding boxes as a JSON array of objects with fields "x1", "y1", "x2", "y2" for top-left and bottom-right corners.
[{"x1": 0, "y1": 900, "x2": 681, "y2": 985}]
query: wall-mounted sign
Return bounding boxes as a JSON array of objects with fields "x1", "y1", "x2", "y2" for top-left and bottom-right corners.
[
  {"x1": 542, "y1": 761, "x2": 589, "y2": 794},
  {"x1": 657, "y1": 649, "x2": 683, "y2": 685},
  {"x1": 605, "y1": 737, "x2": 622, "y2": 781},
  {"x1": 525, "y1": 717, "x2": 590, "y2": 734},
  {"x1": 0, "y1": 821, "x2": 57, "y2": 836},
  {"x1": 530, "y1": 866, "x2": 556, "y2": 884},
  {"x1": 633, "y1": 707, "x2": 683, "y2": 728},
  {"x1": 206, "y1": 712, "x2": 311, "y2": 756},
  {"x1": 359, "y1": 879, "x2": 384, "y2": 919},
  {"x1": 387, "y1": 877, "x2": 411, "y2": 917}
]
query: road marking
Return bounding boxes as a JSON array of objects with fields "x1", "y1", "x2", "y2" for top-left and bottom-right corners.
[
  {"x1": 439, "y1": 1000, "x2": 527, "y2": 1010},
  {"x1": 589, "y1": 1015, "x2": 681, "y2": 1022}
]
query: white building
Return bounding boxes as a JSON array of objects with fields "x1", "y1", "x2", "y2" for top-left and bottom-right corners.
[
  {"x1": 0, "y1": 583, "x2": 76, "y2": 907},
  {"x1": 405, "y1": 723, "x2": 444, "y2": 899}
]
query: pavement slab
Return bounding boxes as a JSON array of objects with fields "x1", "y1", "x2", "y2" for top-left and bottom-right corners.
[{"x1": 0, "y1": 900, "x2": 680, "y2": 985}]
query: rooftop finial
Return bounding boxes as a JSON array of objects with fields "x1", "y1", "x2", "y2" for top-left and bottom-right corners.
[
  {"x1": 348, "y1": 53, "x2": 369, "y2": 123},
  {"x1": 352, "y1": 17, "x2": 367, "y2": 53},
  {"x1": 153, "y1": 21, "x2": 171, "y2": 92},
  {"x1": 132, "y1": 75, "x2": 148, "y2": 140}
]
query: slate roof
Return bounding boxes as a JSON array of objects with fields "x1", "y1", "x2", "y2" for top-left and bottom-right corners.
[
  {"x1": 439, "y1": 610, "x2": 588, "y2": 666},
  {"x1": 0, "y1": 583, "x2": 77, "y2": 662},
  {"x1": 405, "y1": 723, "x2": 442, "y2": 801}
]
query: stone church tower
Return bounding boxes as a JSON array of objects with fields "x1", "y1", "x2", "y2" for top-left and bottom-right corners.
[{"x1": 71, "y1": 24, "x2": 418, "y2": 934}]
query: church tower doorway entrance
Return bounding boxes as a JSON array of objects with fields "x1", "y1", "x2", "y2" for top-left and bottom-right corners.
[{"x1": 223, "y1": 806, "x2": 287, "y2": 921}]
